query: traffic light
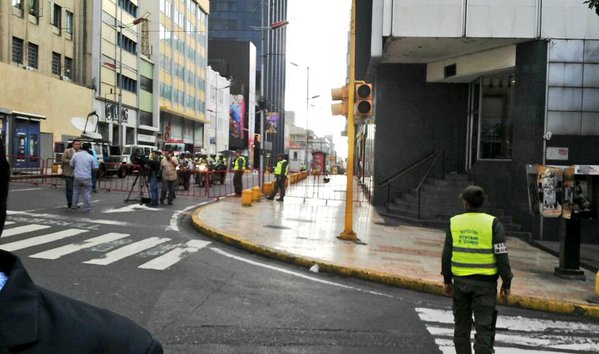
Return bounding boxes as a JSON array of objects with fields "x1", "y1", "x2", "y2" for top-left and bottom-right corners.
[
  {"x1": 355, "y1": 81, "x2": 374, "y2": 116},
  {"x1": 331, "y1": 85, "x2": 349, "y2": 116}
]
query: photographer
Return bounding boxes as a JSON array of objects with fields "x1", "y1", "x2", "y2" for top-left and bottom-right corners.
[{"x1": 137, "y1": 151, "x2": 161, "y2": 207}]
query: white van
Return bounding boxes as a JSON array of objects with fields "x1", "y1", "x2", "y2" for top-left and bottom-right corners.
[{"x1": 122, "y1": 145, "x2": 154, "y2": 164}]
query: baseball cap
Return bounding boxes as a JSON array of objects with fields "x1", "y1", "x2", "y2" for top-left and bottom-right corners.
[{"x1": 459, "y1": 185, "x2": 485, "y2": 207}]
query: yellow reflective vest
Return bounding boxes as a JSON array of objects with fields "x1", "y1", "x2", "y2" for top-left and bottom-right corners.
[
  {"x1": 234, "y1": 156, "x2": 245, "y2": 171},
  {"x1": 274, "y1": 159, "x2": 289, "y2": 176},
  {"x1": 450, "y1": 213, "x2": 497, "y2": 276}
]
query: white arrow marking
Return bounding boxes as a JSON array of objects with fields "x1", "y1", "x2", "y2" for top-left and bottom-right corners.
[
  {"x1": 138, "y1": 240, "x2": 211, "y2": 270},
  {"x1": 102, "y1": 204, "x2": 161, "y2": 213},
  {"x1": 84, "y1": 237, "x2": 171, "y2": 265},
  {"x1": 30, "y1": 233, "x2": 130, "y2": 260}
]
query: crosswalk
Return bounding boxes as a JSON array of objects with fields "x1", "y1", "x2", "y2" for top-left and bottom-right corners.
[
  {"x1": 416, "y1": 307, "x2": 599, "y2": 353},
  {"x1": 1, "y1": 221, "x2": 210, "y2": 271}
]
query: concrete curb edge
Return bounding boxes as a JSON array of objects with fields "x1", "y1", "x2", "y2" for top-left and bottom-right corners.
[{"x1": 191, "y1": 202, "x2": 599, "y2": 320}]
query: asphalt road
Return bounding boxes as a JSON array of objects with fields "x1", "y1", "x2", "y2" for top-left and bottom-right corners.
[{"x1": 3, "y1": 183, "x2": 599, "y2": 353}]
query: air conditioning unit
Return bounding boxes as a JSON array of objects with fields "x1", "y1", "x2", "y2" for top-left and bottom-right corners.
[
  {"x1": 24, "y1": 66, "x2": 34, "y2": 71},
  {"x1": 62, "y1": 76, "x2": 71, "y2": 81}
]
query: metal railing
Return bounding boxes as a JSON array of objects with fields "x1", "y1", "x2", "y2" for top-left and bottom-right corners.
[{"x1": 379, "y1": 149, "x2": 444, "y2": 218}]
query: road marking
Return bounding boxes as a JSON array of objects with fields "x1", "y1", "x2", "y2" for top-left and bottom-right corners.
[
  {"x1": 138, "y1": 240, "x2": 211, "y2": 270},
  {"x1": 210, "y1": 247, "x2": 393, "y2": 298},
  {"x1": 83, "y1": 237, "x2": 171, "y2": 265},
  {"x1": 30, "y1": 233, "x2": 130, "y2": 260},
  {"x1": 102, "y1": 204, "x2": 161, "y2": 213},
  {"x1": 0, "y1": 229, "x2": 88, "y2": 251},
  {"x1": 7, "y1": 210, "x2": 133, "y2": 226},
  {"x1": 415, "y1": 307, "x2": 599, "y2": 353},
  {"x1": 10, "y1": 188, "x2": 43, "y2": 192},
  {"x1": 2, "y1": 224, "x2": 51, "y2": 237},
  {"x1": 166, "y1": 203, "x2": 208, "y2": 232}
]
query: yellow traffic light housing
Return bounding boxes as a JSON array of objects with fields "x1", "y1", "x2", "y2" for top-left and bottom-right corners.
[
  {"x1": 355, "y1": 81, "x2": 374, "y2": 116},
  {"x1": 331, "y1": 85, "x2": 349, "y2": 116}
]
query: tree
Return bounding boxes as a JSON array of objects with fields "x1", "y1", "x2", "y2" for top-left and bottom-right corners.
[{"x1": 584, "y1": 0, "x2": 599, "y2": 15}]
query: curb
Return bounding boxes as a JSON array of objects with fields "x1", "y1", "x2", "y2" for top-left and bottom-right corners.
[{"x1": 192, "y1": 201, "x2": 599, "y2": 320}]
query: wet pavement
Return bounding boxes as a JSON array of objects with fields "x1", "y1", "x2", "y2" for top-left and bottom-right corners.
[{"x1": 192, "y1": 175, "x2": 599, "y2": 319}]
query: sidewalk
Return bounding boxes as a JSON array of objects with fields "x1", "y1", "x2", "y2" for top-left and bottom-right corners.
[{"x1": 192, "y1": 175, "x2": 599, "y2": 319}]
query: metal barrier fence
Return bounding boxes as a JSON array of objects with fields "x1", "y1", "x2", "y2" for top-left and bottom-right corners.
[{"x1": 4, "y1": 156, "x2": 364, "y2": 203}]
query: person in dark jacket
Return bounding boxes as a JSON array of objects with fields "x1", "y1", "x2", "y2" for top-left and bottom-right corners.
[
  {"x1": 441, "y1": 185, "x2": 513, "y2": 354},
  {"x1": 0, "y1": 136, "x2": 163, "y2": 353}
]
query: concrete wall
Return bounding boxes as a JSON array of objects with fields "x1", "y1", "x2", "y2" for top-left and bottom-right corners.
[
  {"x1": 0, "y1": 62, "x2": 94, "y2": 141},
  {"x1": 372, "y1": 64, "x2": 468, "y2": 205}
]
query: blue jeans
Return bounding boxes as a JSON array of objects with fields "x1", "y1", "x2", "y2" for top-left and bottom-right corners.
[
  {"x1": 160, "y1": 180, "x2": 176, "y2": 204},
  {"x1": 72, "y1": 178, "x2": 92, "y2": 211},
  {"x1": 65, "y1": 176, "x2": 74, "y2": 206},
  {"x1": 149, "y1": 175, "x2": 159, "y2": 205},
  {"x1": 91, "y1": 170, "x2": 97, "y2": 191}
]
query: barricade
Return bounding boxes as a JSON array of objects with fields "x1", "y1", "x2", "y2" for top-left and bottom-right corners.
[
  {"x1": 284, "y1": 174, "x2": 366, "y2": 203},
  {"x1": 5, "y1": 155, "x2": 49, "y2": 187}
]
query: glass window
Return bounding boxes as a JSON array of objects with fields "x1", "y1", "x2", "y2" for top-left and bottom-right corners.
[
  {"x1": 64, "y1": 56, "x2": 73, "y2": 79},
  {"x1": 28, "y1": 0, "x2": 39, "y2": 17},
  {"x1": 27, "y1": 42, "x2": 38, "y2": 68},
  {"x1": 478, "y1": 74, "x2": 514, "y2": 160},
  {"x1": 51, "y1": 3, "x2": 62, "y2": 28},
  {"x1": 12, "y1": 0, "x2": 23, "y2": 10},
  {"x1": 65, "y1": 11, "x2": 73, "y2": 34},
  {"x1": 12, "y1": 37, "x2": 24, "y2": 64},
  {"x1": 52, "y1": 52, "x2": 61, "y2": 75}
]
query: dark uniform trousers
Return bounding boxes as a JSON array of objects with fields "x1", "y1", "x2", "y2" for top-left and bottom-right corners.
[
  {"x1": 233, "y1": 171, "x2": 243, "y2": 195},
  {"x1": 453, "y1": 279, "x2": 497, "y2": 354},
  {"x1": 270, "y1": 175, "x2": 287, "y2": 199}
]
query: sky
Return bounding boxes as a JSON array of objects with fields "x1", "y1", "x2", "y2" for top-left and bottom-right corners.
[{"x1": 284, "y1": 0, "x2": 352, "y2": 159}]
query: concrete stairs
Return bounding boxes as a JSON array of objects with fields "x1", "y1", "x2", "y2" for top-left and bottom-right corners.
[{"x1": 380, "y1": 174, "x2": 531, "y2": 240}]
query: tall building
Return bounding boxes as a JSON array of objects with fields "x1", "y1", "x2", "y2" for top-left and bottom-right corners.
[
  {"x1": 92, "y1": 0, "x2": 148, "y2": 147},
  {"x1": 208, "y1": 0, "x2": 287, "y2": 165},
  {"x1": 0, "y1": 0, "x2": 93, "y2": 164},
  {"x1": 356, "y1": 1, "x2": 599, "y2": 241},
  {"x1": 142, "y1": 0, "x2": 210, "y2": 152}
]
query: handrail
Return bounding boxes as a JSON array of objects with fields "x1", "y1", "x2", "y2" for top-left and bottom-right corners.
[
  {"x1": 379, "y1": 149, "x2": 442, "y2": 188},
  {"x1": 380, "y1": 149, "x2": 445, "y2": 215}
]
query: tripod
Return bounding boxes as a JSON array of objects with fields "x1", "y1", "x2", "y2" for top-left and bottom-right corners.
[{"x1": 125, "y1": 168, "x2": 150, "y2": 204}]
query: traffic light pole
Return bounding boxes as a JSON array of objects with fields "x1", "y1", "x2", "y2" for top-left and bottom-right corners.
[{"x1": 338, "y1": 0, "x2": 358, "y2": 241}]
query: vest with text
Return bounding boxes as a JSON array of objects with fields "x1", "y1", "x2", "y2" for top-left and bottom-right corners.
[{"x1": 450, "y1": 213, "x2": 497, "y2": 277}]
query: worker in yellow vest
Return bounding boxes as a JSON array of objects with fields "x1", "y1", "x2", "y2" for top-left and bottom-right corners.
[
  {"x1": 233, "y1": 150, "x2": 246, "y2": 196},
  {"x1": 266, "y1": 153, "x2": 289, "y2": 201},
  {"x1": 441, "y1": 185, "x2": 513, "y2": 354}
]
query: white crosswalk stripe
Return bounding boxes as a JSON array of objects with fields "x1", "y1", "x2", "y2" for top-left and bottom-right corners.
[
  {"x1": 416, "y1": 307, "x2": 599, "y2": 353},
  {"x1": 84, "y1": 237, "x2": 171, "y2": 265},
  {"x1": 3, "y1": 224, "x2": 51, "y2": 237},
  {"x1": 1, "y1": 220, "x2": 210, "y2": 270},
  {"x1": 1, "y1": 229, "x2": 89, "y2": 252},
  {"x1": 30, "y1": 232, "x2": 131, "y2": 260}
]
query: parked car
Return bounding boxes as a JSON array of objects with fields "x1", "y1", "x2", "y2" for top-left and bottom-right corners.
[{"x1": 60, "y1": 139, "x2": 126, "y2": 178}]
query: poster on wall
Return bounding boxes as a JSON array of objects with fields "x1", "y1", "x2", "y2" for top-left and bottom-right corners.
[
  {"x1": 229, "y1": 95, "x2": 245, "y2": 149},
  {"x1": 266, "y1": 112, "x2": 279, "y2": 134}
]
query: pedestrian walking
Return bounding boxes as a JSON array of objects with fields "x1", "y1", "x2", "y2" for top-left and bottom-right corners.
[
  {"x1": 267, "y1": 153, "x2": 289, "y2": 202},
  {"x1": 441, "y1": 185, "x2": 513, "y2": 354},
  {"x1": 160, "y1": 152, "x2": 178, "y2": 205},
  {"x1": 61, "y1": 140, "x2": 81, "y2": 208},
  {"x1": 89, "y1": 144, "x2": 100, "y2": 192},
  {"x1": 70, "y1": 142, "x2": 96, "y2": 212},
  {"x1": 233, "y1": 150, "x2": 246, "y2": 196}
]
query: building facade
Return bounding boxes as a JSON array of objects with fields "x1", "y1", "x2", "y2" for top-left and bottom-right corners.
[
  {"x1": 206, "y1": 66, "x2": 231, "y2": 154},
  {"x1": 357, "y1": 0, "x2": 599, "y2": 241},
  {"x1": 0, "y1": 0, "x2": 93, "y2": 165},
  {"x1": 142, "y1": 0, "x2": 210, "y2": 153}
]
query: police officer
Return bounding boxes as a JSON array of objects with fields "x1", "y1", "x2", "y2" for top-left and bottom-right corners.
[
  {"x1": 233, "y1": 150, "x2": 245, "y2": 195},
  {"x1": 441, "y1": 185, "x2": 512, "y2": 354},
  {"x1": 267, "y1": 153, "x2": 289, "y2": 201}
]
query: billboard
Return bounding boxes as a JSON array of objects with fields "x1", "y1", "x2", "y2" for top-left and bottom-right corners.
[{"x1": 229, "y1": 95, "x2": 245, "y2": 149}]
